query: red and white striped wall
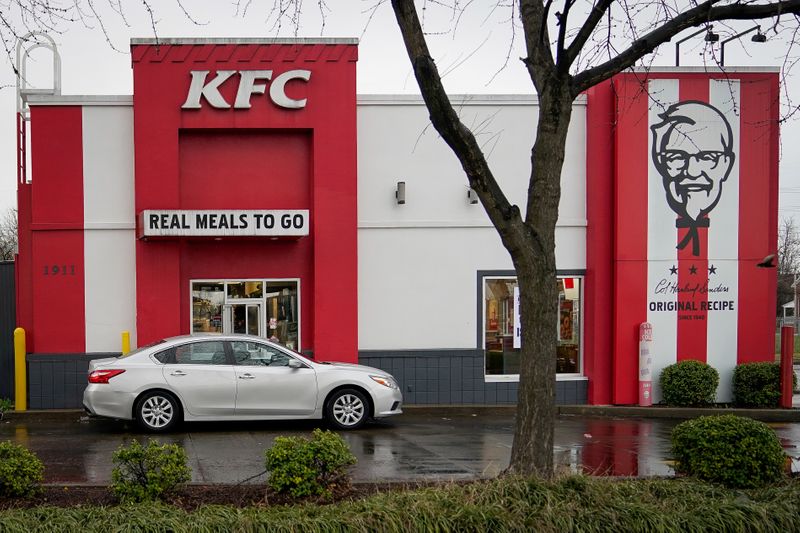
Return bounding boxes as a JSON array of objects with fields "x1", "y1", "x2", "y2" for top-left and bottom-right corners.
[
  {"x1": 603, "y1": 70, "x2": 778, "y2": 404},
  {"x1": 16, "y1": 65, "x2": 778, "y2": 406},
  {"x1": 19, "y1": 99, "x2": 136, "y2": 354}
]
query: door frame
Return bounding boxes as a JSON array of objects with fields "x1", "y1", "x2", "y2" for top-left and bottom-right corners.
[
  {"x1": 189, "y1": 278, "x2": 302, "y2": 349},
  {"x1": 223, "y1": 302, "x2": 265, "y2": 337}
]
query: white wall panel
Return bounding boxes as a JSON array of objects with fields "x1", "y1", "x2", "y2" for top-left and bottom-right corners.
[
  {"x1": 357, "y1": 96, "x2": 587, "y2": 226},
  {"x1": 82, "y1": 106, "x2": 137, "y2": 351},
  {"x1": 84, "y1": 230, "x2": 137, "y2": 351},
  {"x1": 82, "y1": 107, "x2": 135, "y2": 225},
  {"x1": 357, "y1": 97, "x2": 587, "y2": 351},
  {"x1": 358, "y1": 226, "x2": 585, "y2": 350}
]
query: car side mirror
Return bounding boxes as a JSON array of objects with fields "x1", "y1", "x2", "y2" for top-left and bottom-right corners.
[{"x1": 288, "y1": 359, "x2": 303, "y2": 369}]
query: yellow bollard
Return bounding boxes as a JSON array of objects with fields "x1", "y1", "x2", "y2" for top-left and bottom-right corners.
[
  {"x1": 121, "y1": 331, "x2": 130, "y2": 356},
  {"x1": 13, "y1": 328, "x2": 26, "y2": 412}
]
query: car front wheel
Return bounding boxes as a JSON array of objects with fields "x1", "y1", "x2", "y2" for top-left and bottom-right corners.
[
  {"x1": 326, "y1": 389, "x2": 369, "y2": 430},
  {"x1": 135, "y1": 391, "x2": 180, "y2": 433}
]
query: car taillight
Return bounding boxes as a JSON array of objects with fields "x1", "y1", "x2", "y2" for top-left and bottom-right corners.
[{"x1": 88, "y1": 369, "x2": 126, "y2": 384}]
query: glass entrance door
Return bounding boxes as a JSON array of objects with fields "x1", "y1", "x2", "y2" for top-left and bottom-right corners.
[
  {"x1": 192, "y1": 279, "x2": 300, "y2": 348},
  {"x1": 223, "y1": 303, "x2": 263, "y2": 336}
]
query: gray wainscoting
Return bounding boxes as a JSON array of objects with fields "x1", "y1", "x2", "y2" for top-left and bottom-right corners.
[{"x1": 359, "y1": 349, "x2": 588, "y2": 405}]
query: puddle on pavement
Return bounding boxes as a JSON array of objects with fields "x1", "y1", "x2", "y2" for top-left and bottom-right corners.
[{"x1": 1, "y1": 414, "x2": 798, "y2": 483}]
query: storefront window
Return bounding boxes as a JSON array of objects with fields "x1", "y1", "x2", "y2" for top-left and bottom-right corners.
[
  {"x1": 265, "y1": 282, "x2": 299, "y2": 351},
  {"x1": 227, "y1": 281, "x2": 263, "y2": 299},
  {"x1": 191, "y1": 282, "x2": 224, "y2": 333},
  {"x1": 557, "y1": 278, "x2": 581, "y2": 374},
  {"x1": 191, "y1": 279, "x2": 300, "y2": 349},
  {"x1": 484, "y1": 276, "x2": 582, "y2": 376}
]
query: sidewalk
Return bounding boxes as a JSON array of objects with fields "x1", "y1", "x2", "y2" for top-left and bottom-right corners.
[
  {"x1": 562, "y1": 365, "x2": 800, "y2": 419},
  {"x1": 1, "y1": 407, "x2": 799, "y2": 484}
]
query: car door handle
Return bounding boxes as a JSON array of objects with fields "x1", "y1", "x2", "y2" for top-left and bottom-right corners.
[
  {"x1": 170, "y1": 370, "x2": 187, "y2": 376},
  {"x1": 238, "y1": 373, "x2": 255, "y2": 380}
]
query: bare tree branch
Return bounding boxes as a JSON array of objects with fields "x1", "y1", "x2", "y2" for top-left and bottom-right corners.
[
  {"x1": 521, "y1": 0, "x2": 557, "y2": 90},
  {"x1": 779, "y1": 216, "x2": 800, "y2": 275},
  {"x1": 0, "y1": 208, "x2": 18, "y2": 261},
  {"x1": 572, "y1": 0, "x2": 800, "y2": 96},
  {"x1": 556, "y1": 0, "x2": 576, "y2": 68},
  {"x1": 390, "y1": 0, "x2": 527, "y2": 250},
  {"x1": 562, "y1": 0, "x2": 615, "y2": 68}
]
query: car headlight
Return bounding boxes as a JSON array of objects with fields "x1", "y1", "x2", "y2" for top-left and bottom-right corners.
[{"x1": 370, "y1": 375, "x2": 399, "y2": 389}]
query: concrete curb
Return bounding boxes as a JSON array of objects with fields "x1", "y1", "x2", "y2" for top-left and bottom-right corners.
[
  {"x1": 3, "y1": 405, "x2": 800, "y2": 423},
  {"x1": 558, "y1": 405, "x2": 800, "y2": 422},
  {"x1": 1, "y1": 409, "x2": 85, "y2": 422}
]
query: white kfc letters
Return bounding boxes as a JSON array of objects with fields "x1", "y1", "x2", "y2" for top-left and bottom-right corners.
[{"x1": 182, "y1": 69, "x2": 311, "y2": 110}]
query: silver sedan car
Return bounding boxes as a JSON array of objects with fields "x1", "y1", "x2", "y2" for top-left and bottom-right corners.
[{"x1": 83, "y1": 335, "x2": 402, "y2": 432}]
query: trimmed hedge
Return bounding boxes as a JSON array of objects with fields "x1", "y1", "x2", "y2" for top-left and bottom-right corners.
[
  {"x1": 2, "y1": 477, "x2": 800, "y2": 532},
  {"x1": 0, "y1": 442, "x2": 44, "y2": 498},
  {"x1": 111, "y1": 440, "x2": 191, "y2": 503},
  {"x1": 671, "y1": 414, "x2": 786, "y2": 488},
  {"x1": 660, "y1": 360, "x2": 719, "y2": 406},
  {"x1": 733, "y1": 362, "x2": 797, "y2": 408},
  {"x1": 265, "y1": 429, "x2": 356, "y2": 498}
]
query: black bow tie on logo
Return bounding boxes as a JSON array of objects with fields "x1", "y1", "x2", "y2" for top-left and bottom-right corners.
[{"x1": 676, "y1": 217, "x2": 709, "y2": 257}]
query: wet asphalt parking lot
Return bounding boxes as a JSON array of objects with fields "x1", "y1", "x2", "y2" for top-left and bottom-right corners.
[{"x1": 1, "y1": 407, "x2": 799, "y2": 485}]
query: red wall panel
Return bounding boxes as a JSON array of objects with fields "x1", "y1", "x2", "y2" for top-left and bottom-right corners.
[
  {"x1": 675, "y1": 79, "x2": 710, "y2": 363},
  {"x1": 584, "y1": 80, "x2": 615, "y2": 404},
  {"x1": 611, "y1": 77, "x2": 649, "y2": 405},
  {"x1": 26, "y1": 106, "x2": 85, "y2": 353},
  {"x1": 30, "y1": 231, "x2": 85, "y2": 352},
  {"x1": 737, "y1": 74, "x2": 780, "y2": 363},
  {"x1": 178, "y1": 130, "x2": 311, "y2": 209},
  {"x1": 132, "y1": 42, "x2": 358, "y2": 361}
]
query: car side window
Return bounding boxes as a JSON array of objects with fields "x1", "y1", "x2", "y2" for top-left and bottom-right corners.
[
  {"x1": 172, "y1": 341, "x2": 228, "y2": 365},
  {"x1": 231, "y1": 341, "x2": 292, "y2": 367},
  {"x1": 153, "y1": 348, "x2": 173, "y2": 364}
]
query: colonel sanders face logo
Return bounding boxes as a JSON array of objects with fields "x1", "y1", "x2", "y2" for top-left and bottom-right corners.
[{"x1": 651, "y1": 101, "x2": 736, "y2": 256}]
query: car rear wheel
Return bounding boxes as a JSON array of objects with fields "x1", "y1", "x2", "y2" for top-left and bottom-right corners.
[
  {"x1": 135, "y1": 391, "x2": 180, "y2": 433},
  {"x1": 326, "y1": 389, "x2": 369, "y2": 430}
]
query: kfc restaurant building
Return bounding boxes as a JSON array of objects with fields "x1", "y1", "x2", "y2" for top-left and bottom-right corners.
[{"x1": 14, "y1": 38, "x2": 779, "y2": 409}]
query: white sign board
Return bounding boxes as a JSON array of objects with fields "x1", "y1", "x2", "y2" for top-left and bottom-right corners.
[{"x1": 139, "y1": 210, "x2": 309, "y2": 238}]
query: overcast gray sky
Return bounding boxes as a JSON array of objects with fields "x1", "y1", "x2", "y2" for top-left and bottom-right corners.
[{"x1": 1, "y1": 1, "x2": 798, "y2": 221}]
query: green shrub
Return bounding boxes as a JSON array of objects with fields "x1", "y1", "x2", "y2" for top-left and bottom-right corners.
[
  {"x1": 671, "y1": 414, "x2": 785, "y2": 488},
  {"x1": 660, "y1": 360, "x2": 719, "y2": 406},
  {"x1": 0, "y1": 398, "x2": 12, "y2": 414},
  {"x1": 0, "y1": 441, "x2": 44, "y2": 498},
  {"x1": 265, "y1": 428, "x2": 356, "y2": 498},
  {"x1": 5, "y1": 477, "x2": 800, "y2": 531},
  {"x1": 733, "y1": 362, "x2": 797, "y2": 408},
  {"x1": 111, "y1": 439, "x2": 191, "y2": 503}
]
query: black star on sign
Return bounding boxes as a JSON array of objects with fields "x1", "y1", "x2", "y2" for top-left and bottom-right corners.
[
  {"x1": 689, "y1": 265, "x2": 698, "y2": 275},
  {"x1": 708, "y1": 264, "x2": 717, "y2": 275},
  {"x1": 669, "y1": 265, "x2": 678, "y2": 275}
]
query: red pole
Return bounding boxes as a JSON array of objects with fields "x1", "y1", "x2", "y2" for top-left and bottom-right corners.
[{"x1": 780, "y1": 326, "x2": 794, "y2": 409}]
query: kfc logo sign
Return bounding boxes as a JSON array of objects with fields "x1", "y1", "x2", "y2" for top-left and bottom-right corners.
[
  {"x1": 182, "y1": 69, "x2": 311, "y2": 110},
  {"x1": 651, "y1": 101, "x2": 736, "y2": 257}
]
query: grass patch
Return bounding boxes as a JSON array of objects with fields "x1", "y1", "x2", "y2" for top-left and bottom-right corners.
[
  {"x1": 1, "y1": 476, "x2": 800, "y2": 532},
  {"x1": 773, "y1": 332, "x2": 800, "y2": 362}
]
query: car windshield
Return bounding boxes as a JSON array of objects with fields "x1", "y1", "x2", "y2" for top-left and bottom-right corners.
[
  {"x1": 117, "y1": 339, "x2": 166, "y2": 359},
  {"x1": 277, "y1": 343, "x2": 312, "y2": 361}
]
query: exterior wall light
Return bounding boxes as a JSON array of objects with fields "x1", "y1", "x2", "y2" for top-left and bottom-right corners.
[
  {"x1": 395, "y1": 181, "x2": 406, "y2": 205},
  {"x1": 467, "y1": 188, "x2": 479, "y2": 205},
  {"x1": 675, "y1": 25, "x2": 716, "y2": 66},
  {"x1": 721, "y1": 26, "x2": 766, "y2": 66}
]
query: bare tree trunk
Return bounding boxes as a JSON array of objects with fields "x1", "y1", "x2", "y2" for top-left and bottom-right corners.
[
  {"x1": 507, "y1": 82, "x2": 573, "y2": 478},
  {"x1": 390, "y1": 0, "x2": 799, "y2": 478}
]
